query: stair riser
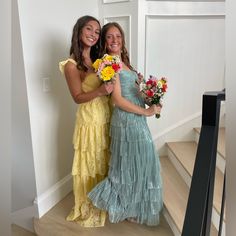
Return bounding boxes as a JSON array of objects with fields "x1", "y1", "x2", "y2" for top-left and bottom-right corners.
[{"x1": 167, "y1": 149, "x2": 191, "y2": 187}]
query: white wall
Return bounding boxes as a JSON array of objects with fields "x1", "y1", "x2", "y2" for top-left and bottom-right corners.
[
  {"x1": 17, "y1": 0, "x2": 98, "y2": 197},
  {"x1": 226, "y1": 1, "x2": 236, "y2": 235},
  {"x1": 12, "y1": 0, "x2": 37, "y2": 213},
  {"x1": 12, "y1": 0, "x2": 98, "y2": 230},
  {"x1": 0, "y1": 0, "x2": 11, "y2": 235},
  {"x1": 145, "y1": 15, "x2": 224, "y2": 135}
]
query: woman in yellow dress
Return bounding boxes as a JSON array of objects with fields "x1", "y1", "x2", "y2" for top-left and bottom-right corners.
[{"x1": 59, "y1": 15, "x2": 113, "y2": 227}]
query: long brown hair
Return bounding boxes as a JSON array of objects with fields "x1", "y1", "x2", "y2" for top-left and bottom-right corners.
[
  {"x1": 100, "y1": 22, "x2": 133, "y2": 70},
  {"x1": 70, "y1": 15, "x2": 101, "y2": 72}
]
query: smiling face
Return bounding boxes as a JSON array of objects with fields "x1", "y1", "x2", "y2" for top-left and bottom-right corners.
[
  {"x1": 80, "y1": 20, "x2": 100, "y2": 47},
  {"x1": 105, "y1": 26, "x2": 123, "y2": 56}
]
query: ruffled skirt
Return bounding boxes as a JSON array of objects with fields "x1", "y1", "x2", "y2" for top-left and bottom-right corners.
[
  {"x1": 88, "y1": 108, "x2": 163, "y2": 226},
  {"x1": 67, "y1": 97, "x2": 111, "y2": 227}
]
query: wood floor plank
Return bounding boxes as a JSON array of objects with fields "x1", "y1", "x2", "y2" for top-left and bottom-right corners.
[
  {"x1": 34, "y1": 192, "x2": 174, "y2": 236},
  {"x1": 12, "y1": 224, "x2": 36, "y2": 236}
]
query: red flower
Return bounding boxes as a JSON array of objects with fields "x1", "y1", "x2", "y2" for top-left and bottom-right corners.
[
  {"x1": 146, "y1": 89, "x2": 154, "y2": 97},
  {"x1": 146, "y1": 80, "x2": 153, "y2": 89},
  {"x1": 162, "y1": 84, "x2": 168, "y2": 92},
  {"x1": 112, "y1": 64, "x2": 120, "y2": 72}
]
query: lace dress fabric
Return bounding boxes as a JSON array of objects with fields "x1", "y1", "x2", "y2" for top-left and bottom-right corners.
[
  {"x1": 59, "y1": 59, "x2": 111, "y2": 227},
  {"x1": 88, "y1": 70, "x2": 163, "y2": 226}
]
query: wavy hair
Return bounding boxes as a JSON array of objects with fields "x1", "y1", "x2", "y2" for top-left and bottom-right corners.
[
  {"x1": 70, "y1": 15, "x2": 101, "y2": 72},
  {"x1": 100, "y1": 22, "x2": 133, "y2": 70}
]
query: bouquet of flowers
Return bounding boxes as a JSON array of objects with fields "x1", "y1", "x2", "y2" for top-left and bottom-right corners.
[
  {"x1": 92, "y1": 54, "x2": 122, "y2": 82},
  {"x1": 138, "y1": 75, "x2": 168, "y2": 118}
]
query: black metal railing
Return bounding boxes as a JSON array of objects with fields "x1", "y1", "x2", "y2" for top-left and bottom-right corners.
[{"x1": 182, "y1": 90, "x2": 225, "y2": 236}]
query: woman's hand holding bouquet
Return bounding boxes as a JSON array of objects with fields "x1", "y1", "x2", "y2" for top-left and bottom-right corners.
[{"x1": 137, "y1": 75, "x2": 168, "y2": 118}]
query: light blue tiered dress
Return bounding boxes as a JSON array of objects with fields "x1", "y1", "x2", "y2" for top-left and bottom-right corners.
[{"x1": 88, "y1": 70, "x2": 163, "y2": 226}]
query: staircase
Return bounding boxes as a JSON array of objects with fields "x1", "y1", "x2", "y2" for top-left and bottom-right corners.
[{"x1": 161, "y1": 127, "x2": 225, "y2": 236}]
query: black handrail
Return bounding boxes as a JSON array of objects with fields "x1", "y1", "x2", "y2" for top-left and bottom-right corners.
[{"x1": 181, "y1": 90, "x2": 225, "y2": 236}]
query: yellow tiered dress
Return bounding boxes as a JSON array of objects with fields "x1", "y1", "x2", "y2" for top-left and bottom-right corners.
[{"x1": 59, "y1": 59, "x2": 111, "y2": 227}]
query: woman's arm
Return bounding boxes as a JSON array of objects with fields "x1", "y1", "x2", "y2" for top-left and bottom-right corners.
[
  {"x1": 112, "y1": 75, "x2": 159, "y2": 117},
  {"x1": 64, "y1": 62, "x2": 113, "y2": 104}
]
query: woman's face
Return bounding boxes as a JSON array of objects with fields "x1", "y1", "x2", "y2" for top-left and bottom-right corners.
[
  {"x1": 81, "y1": 20, "x2": 100, "y2": 47},
  {"x1": 105, "y1": 26, "x2": 122, "y2": 55}
]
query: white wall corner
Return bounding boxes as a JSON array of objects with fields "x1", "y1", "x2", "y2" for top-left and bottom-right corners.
[
  {"x1": 11, "y1": 204, "x2": 38, "y2": 233},
  {"x1": 34, "y1": 174, "x2": 72, "y2": 218}
]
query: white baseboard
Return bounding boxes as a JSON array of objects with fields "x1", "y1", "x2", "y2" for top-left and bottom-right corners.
[
  {"x1": 11, "y1": 204, "x2": 38, "y2": 232},
  {"x1": 154, "y1": 111, "x2": 202, "y2": 156},
  {"x1": 34, "y1": 174, "x2": 72, "y2": 218}
]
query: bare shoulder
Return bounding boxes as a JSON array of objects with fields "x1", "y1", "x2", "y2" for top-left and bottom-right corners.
[
  {"x1": 64, "y1": 61, "x2": 81, "y2": 78},
  {"x1": 64, "y1": 60, "x2": 77, "y2": 72}
]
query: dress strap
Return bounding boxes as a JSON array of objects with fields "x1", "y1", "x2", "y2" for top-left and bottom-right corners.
[{"x1": 59, "y1": 58, "x2": 77, "y2": 74}]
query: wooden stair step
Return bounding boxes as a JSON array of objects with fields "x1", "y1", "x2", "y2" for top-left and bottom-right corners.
[
  {"x1": 160, "y1": 156, "x2": 218, "y2": 236},
  {"x1": 166, "y1": 141, "x2": 225, "y2": 220},
  {"x1": 160, "y1": 156, "x2": 188, "y2": 232}
]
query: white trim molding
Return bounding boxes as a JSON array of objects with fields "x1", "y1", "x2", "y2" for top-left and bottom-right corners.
[
  {"x1": 103, "y1": 0, "x2": 130, "y2": 3},
  {"x1": 34, "y1": 174, "x2": 72, "y2": 218},
  {"x1": 146, "y1": 1, "x2": 225, "y2": 16},
  {"x1": 144, "y1": 14, "x2": 225, "y2": 77},
  {"x1": 103, "y1": 15, "x2": 131, "y2": 57}
]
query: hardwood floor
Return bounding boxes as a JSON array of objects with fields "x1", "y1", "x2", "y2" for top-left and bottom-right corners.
[
  {"x1": 33, "y1": 192, "x2": 174, "y2": 236},
  {"x1": 12, "y1": 224, "x2": 36, "y2": 236}
]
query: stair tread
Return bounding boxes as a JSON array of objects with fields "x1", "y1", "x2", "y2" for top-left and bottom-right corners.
[
  {"x1": 160, "y1": 156, "x2": 219, "y2": 236},
  {"x1": 166, "y1": 141, "x2": 225, "y2": 219},
  {"x1": 194, "y1": 127, "x2": 225, "y2": 158}
]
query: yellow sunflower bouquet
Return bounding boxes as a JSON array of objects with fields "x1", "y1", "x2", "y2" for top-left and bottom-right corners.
[{"x1": 93, "y1": 54, "x2": 122, "y2": 82}]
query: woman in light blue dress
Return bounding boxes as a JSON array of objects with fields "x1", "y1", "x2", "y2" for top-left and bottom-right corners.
[{"x1": 88, "y1": 22, "x2": 163, "y2": 226}]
